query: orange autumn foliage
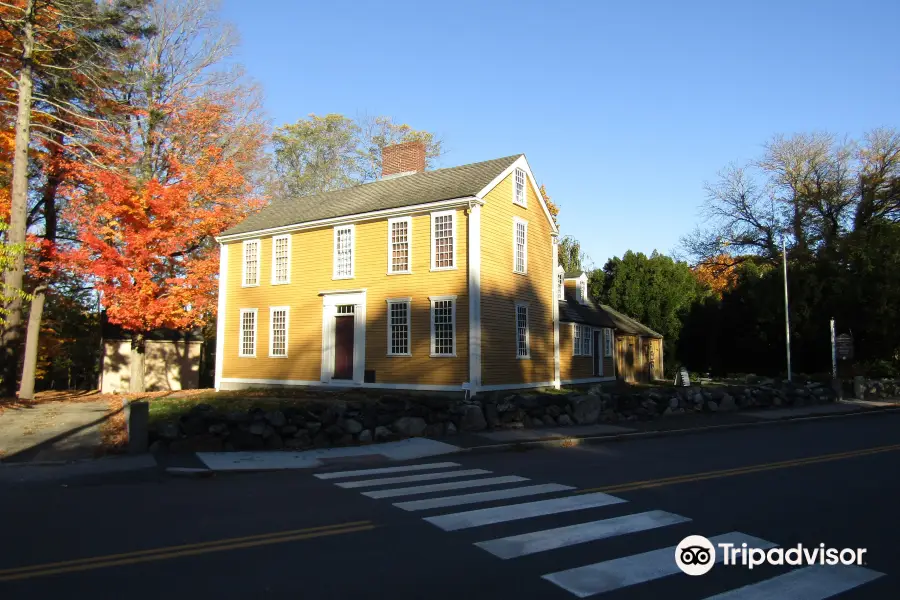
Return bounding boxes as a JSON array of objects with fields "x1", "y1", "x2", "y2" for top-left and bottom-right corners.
[
  {"x1": 62, "y1": 101, "x2": 265, "y2": 334},
  {"x1": 693, "y1": 255, "x2": 738, "y2": 296}
]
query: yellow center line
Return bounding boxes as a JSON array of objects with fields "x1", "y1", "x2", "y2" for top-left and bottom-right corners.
[
  {"x1": 0, "y1": 521, "x2": 374, "y2": 582},
  {"x1": 578, "y1": 442, "x2": 900, "y2": 495}
]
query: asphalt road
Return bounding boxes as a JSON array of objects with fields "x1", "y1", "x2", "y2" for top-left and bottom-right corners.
[{"x1": 1, "y1": 411, "x2": 898, "y2": 599}]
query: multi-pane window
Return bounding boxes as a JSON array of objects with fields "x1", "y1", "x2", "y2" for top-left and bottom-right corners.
[
  {"x1": 430, "y1": 296, "x2": 456, "y2": 356},
  {"x1": 388, "y1": 217, "x2": 411, "y2": 274},
  {"x1": 557, "y1": 270, "x2": 565, "y2": 300},
  {"x1": 334, "y1": 225, "x2": 354, "y2": 279},
  {"x1": 604, "y1": 328, "x2": 614, "y2": 357},
  {"x1": 239, "y1": 309, "x2": 257, "y2": 357},
  {"x1": 270, "y1": 307, "x2": 288, "y2": 357},
  {"x1": 336, "y1": 304, "x2": 355, "y2": 315},
  {"x1": 573, "y1": 324, "x2": 593, "y2": 357},
  {"x1": 387, "y1": 300, "x2": 411, "y2": 356},
  {"x1": 242, "y1": 240, "x2": 259, "y2": 286},
  {"x1": 431, "y1": 211, "x2": 455, "y2": 269},
  {"x1": 514, "y1": 218, "x2": 528, "y2": 274},
  {"x1": 516, "y1": 303, "x2": 530, "y2": 358},
  {"x1": 513, "y1": 167, "x2": 527, "y2": 207},
  {"x1": 272, "y1": 235, "x2": 290, "y2": 284}
]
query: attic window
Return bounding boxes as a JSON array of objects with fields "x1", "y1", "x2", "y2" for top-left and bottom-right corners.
[
  {"x1": 513, "y1": 167, "x2": 527, "y2": 207},
  {"x1": 557, "y1": 270, "x2": 564, "y2": 300},
  {"x1": 579, "y1": 280, "x2": 588, "y2": 304}
]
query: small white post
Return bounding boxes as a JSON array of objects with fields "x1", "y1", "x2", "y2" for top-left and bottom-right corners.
[
  {"x1": 782, "y1": 238, "x2": 792, "y2": 382},
  {"x1": 830, "y1": 318, "x2": 837, "y2": 379}
]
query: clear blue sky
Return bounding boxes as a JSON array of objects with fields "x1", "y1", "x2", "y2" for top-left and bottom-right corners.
[{"x1": 222, "y1": 0, "x2": 898, "y2": 268}]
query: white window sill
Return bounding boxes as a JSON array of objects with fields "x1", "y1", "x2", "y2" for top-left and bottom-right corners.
[
  {"x1": 430, "y1": 353, "x2": 457, "y2": 358},
  {"x1": 271, "y1": 280, "x2": 291, "y2": 286},
  {"x1": 513, "y1": 200, "x2": 527, "y2": 209},
  {"x1": 238, "y1": 354, "x2": 256, "y2": 358},
  {"x1": 332, "y1": 275, "x2": 354, "y2": 281},
  {"x1": 517, "y1": 354, "x2": 531, "y2": 360},
  {"x1": 387, "y1": 353, "x2": 412, "y2": 358},
  {"x1": 430, "y1": 266, "x2": 458, "y2": 272},
  {"x1": 386, "y1": 271, "x2": 412, "y2": 276},
  {"x1": 513, "y1": 270, "x2": 527, "y2": 276},
  {"x1": 241, "y1": 283, "x2": 260, "y2": 288},
  {"x1": 268, "y1": 355, "x2": 288, "y2": 359}
]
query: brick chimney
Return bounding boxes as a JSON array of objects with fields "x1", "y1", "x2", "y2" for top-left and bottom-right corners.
[{"x1": 381, "y1": 141, "x2": 426, "y2": 178}]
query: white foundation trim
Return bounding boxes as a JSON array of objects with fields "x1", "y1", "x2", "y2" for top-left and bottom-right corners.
[{"x1": 218, "y1": 378, "x2": 464, "y2": 393}]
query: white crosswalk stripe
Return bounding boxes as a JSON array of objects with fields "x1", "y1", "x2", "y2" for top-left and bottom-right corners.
[
  {"x1": 702, "y1": 564, "x2": 885, "y2": 600},
  {"x1": 316, "y1": 460, "x2": 888, "y2": 599},
  {"x1": 393, "y1": 483, "x2": 575, "y2": 512},
  {"x1": 362, "y1": 476, "x2": 530, "y2": 499},
  {"x1": 542, "y1": 532, "x2": 776, "y2": 598},
  {"x1": 335, "y1": 469, "x2": 491, "y2": 489},
  {"x1": 424, "y1": 492, "x2": 627, "y2": 532},
  {"x1": 314, "y1": 462, "x2": 461, "y2": 480},
  {"x1": 476, "y1": 510, "x2": 691, "y2": 559}
]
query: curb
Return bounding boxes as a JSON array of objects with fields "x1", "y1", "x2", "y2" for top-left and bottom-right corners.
[
  {"x1": 165, "y1": 466, "x2": 215, "y2": 478},
  {"x1": 454, "y1": 404, "x2": 900, "y2": 455}
]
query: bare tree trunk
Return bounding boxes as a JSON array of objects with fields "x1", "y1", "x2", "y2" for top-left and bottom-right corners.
[
  {"x1": 129, "y1": 332, "x2": 146, "y2": 393},
  {"x1": 2, "y1": 0, "x2": 36, "y2": 397},
  {"x1": 18, "y1": 285, "x2": 45, "y2": 399},
  {"x1": 18, "y1": 139, "x2": 61, "y2": 400}
]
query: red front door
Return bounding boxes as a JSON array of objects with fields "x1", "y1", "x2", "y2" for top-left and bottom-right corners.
[{"x1": 333, "y1": 315, "x2": 354, "y2": 380}]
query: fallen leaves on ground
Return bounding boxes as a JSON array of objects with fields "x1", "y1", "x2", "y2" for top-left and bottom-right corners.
[{"x1": 98, "y1": 398, "x2": 128, "y2": 456}]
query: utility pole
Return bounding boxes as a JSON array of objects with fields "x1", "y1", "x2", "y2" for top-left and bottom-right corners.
[
  {"x1": 782, "y1": 238, "x2": 792, "y2": 382},
  {"x1": 830, "y1": 318, "x2": 837, "y2": 380}
]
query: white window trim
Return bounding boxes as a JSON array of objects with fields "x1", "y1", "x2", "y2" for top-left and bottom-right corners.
[
  {"x1": 430, "y1": 210, "x2": 457, "y2": 271},
  {"x1": 512, "y1": 167, "x2": 527, "y2": 208},
  {"x1": 270, "y1": 235, "x2": 292, "y2": 285},
  {"x1": 604, "y1": 328, "x2": 614, "y2": 357},
  {"x1": 557, "y1": 268, "x2": 565, "y2": 301},
  {"x1": 269, "y1": 306, "x2": 290, "y2": 358},
  {"x1": 238, "y1": 308, "x2": 258, "y2": 358},
  {"x1": 572, "y1": 323, "x2": 579, "y2": 356},
  {"x1": 513, "y1": 216, "x2": 528, "y2": 275},
  {"x1": 333, "y1": 224, "x2": 355, "y2": 280},
  {"x1": 429, "y1": 294, "x2": 457, "y2": 357},
  {"x1": 386, "y1": 297, "x2": 412, "y2": 357},
  {"x1": 585, "y1": 326, "x2": 593, "y2": 357},
  {"x1": 515, "y1": 301, "x2": 530, "y2": 359},
  {"x1": 241, "y1": 239, "x2": 261, "y2": 288},
  {"x1": 386, "y1": 216, "x2": 412, "y2": 275}
]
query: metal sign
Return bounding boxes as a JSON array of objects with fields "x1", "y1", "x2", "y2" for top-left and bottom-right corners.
[{"x1": 836, "y1": 334, "x2": 853, "y2": 360}]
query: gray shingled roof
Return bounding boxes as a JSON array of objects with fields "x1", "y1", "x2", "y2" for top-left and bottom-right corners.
[
  {"x1": 220, "y1": 154, "x2": 522, "y2": 237},
  {"x1": 559, "y1": 297, "x2": 617, "y2": 328},
  {"x1": 598, "y1": 304, "x2": 663, "y2": 338}
]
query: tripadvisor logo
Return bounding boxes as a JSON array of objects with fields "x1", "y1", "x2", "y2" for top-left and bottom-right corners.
[{"x1": 675, "y1": 535, "x2": 868, "y2": 575}]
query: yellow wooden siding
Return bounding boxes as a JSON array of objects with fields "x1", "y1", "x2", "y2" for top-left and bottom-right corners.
[
  {"x1": 480, "y1": 172, "x2": 555, "y2": 386},
  {"x1": 221, "y1": 209, "x2": 469, "y2": 386},
  {"x1": 559, "y1": 322, "x2": 594, "y2": 380}
]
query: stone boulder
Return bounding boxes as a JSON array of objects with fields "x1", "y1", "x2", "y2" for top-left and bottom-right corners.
[
  {"x1": 460, "y1": 404, "x2": 487, "y2": 431},
  {"x1": 569, "y1": 395, "x2": 602, "y2": 425},
  {"x1": 157, "y1": 422, "x2": 180, "y2": 440},
  {"x1": 392, "y1": 416, "x2": 427, "y2": 437},
  {"x1": 374, "y1": 425, "x2": 392, "y2": 441},
  {"x1": 557, "y1": 414, "x2": 573, "y2": 426},
  {"x1": 343, "y1": 418, "x2": 363, "y2": 434},
  {"x1": 719, "y1": 394, "x2": 737, "y2": 411}
]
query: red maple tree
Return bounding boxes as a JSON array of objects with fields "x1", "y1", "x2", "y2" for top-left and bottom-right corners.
[{"x1": 62, "y1": 99, "x2": 265, "y2": 388}]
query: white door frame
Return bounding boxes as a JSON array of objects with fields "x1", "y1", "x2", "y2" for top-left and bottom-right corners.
[{"x1": 320, "y1": 290, "x2": 367, "y2": 384}]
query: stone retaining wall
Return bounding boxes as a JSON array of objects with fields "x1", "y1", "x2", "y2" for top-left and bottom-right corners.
[{"x1": 149, "y1": 380, "x2": 837, "y2": 453}]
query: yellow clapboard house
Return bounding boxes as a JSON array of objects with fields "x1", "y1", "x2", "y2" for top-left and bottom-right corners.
[{"x1": 214, "y1": 142, "x2": 633, "y2": 393}]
